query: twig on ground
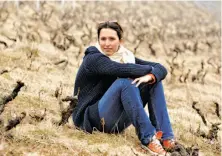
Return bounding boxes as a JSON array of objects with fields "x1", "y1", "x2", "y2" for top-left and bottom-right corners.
[
  {"x1": 58, "y1": 96, "x2": 78, "y2": 126},
  {"x1": 207, "y1": 123, "x2": 220, "y2": 140},
  {"x1": 0, "y1": 69, "x2": 8, "y2": 75},
  {"x1": 29, "y1": 108, "x2": 46, "y2": 122},
  {"x1": 0, "y1": 40, "x2": 7, "y2": 48},
  {"x1": 54, "y1": 59, "x2": 68, "y2": 65},
  {"x1": 131, "y1": 147, "x2": 139, "y2": 156},
  {"x1": 183, "y1": 69, "x2": 191, "y2": 82},
  {"x1": 192, "y1": 101, "x2": 207, "y2": 126},
  {"x1": 214, "y1": 102, "x2": 220, "y2": 118},
  {"x1": 5, "y1": 112, "x2": 26, "y2": 131},
  {"x1": 0, "y1": 81, "x2": 25, "y2": 115}
]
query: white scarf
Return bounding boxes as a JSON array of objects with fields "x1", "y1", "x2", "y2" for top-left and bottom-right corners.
[{"x1": 95, "y1": 42, "x2": 135, "y2": 64}]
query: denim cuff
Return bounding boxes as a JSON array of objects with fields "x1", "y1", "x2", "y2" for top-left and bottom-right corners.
[{"x1": 141, "y1": 132, "x2": 155, "y2": 146}]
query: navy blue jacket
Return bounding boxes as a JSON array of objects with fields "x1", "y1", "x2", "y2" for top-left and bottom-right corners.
[{"x1": 72, "y1": 46, "x2": 167, "y2": 133}]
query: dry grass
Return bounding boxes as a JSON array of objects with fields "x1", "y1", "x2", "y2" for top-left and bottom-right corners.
[{"x1": 0, "y1": 1, "x2": 221, "y2": 156}]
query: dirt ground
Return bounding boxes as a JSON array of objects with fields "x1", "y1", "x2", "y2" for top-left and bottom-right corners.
[{"x1": 0, "y1": 1, "x2": 221, "y2": 156}]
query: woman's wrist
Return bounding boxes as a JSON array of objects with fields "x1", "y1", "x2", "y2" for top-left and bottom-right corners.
[{"x1": 147, "y1": 74, "x2": 156, "y2": 84}]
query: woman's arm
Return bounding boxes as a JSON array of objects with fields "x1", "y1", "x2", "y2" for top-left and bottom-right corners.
[
  {"x1": 84, "y1": 47, "x2": 153, "y2": 78},
  {"x1": 135, "y1": 57, "x2": 168, "y2": 82}
]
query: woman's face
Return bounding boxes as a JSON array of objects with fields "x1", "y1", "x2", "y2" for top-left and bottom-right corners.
[{"x1": 99, "y1": 28, "x2": 122, "y2": 56}]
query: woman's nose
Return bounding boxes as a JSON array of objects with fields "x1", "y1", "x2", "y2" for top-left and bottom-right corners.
[{"x1": 105, "y1": 40, "x2": 110, "y2": 46}]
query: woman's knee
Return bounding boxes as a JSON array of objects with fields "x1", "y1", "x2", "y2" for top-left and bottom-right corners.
[{"x1": 114, "y1": 78, "x2": 134, "y2": 87}]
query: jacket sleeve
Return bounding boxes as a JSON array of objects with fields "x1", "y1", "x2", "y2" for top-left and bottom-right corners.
[
  {"x1": 135, "y1": 57, "x2": 168, "y2": 82},
  {"x1": 84, "y1": 47, "x2": 153, "y2": 78}
]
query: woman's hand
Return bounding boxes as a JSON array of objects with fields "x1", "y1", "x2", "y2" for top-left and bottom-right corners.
[{"x1": 131, "y1": 74, "x2": 155, "y2": 87}]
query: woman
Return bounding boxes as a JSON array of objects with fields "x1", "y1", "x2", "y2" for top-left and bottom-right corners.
[{"x1": 72, "y1": 21, "x2": 175, "y2": 156}]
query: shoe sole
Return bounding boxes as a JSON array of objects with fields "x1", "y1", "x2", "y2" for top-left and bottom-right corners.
[{"x1": 141, "y1": 144, "x2": 169, "y2": 156}]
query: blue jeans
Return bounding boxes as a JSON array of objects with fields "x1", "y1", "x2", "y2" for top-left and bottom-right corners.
[{"x1": 98, "y1": 78, "x2": 174, "y2": 145}]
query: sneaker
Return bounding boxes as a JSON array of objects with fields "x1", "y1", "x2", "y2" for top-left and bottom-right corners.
[
  {"x1": 142, "y1": 135, "x2": 168, "y2": 156},
  {"x1": 156, "y1": 131, "x2": 163, "y2": 140},
  {"x1": 162, "y1": 139, "x2": 176, "y2": 150}
]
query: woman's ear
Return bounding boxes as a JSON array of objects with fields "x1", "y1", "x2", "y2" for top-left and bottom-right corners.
[{"x1": 120, "y1": 39, "x2": 124, "y2": 45}]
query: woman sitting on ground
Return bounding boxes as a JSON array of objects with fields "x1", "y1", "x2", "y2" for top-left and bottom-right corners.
[{"x1": 72, "y1": 21, "x2": 175, "y2": 156}]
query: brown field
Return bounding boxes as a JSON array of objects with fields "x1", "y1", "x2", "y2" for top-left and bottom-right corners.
[{"x1": 0, "y1": 1, "x2": 221, "y2": 156}]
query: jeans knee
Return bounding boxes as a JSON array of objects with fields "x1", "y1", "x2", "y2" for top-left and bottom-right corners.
[{"x1": 115, "y1": 78, "x2": 133, "y2": 87}]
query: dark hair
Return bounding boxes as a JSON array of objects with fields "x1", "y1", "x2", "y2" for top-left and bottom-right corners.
[{"x1": 97, "y1": 21, "x2": 123, "y2": 40}]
